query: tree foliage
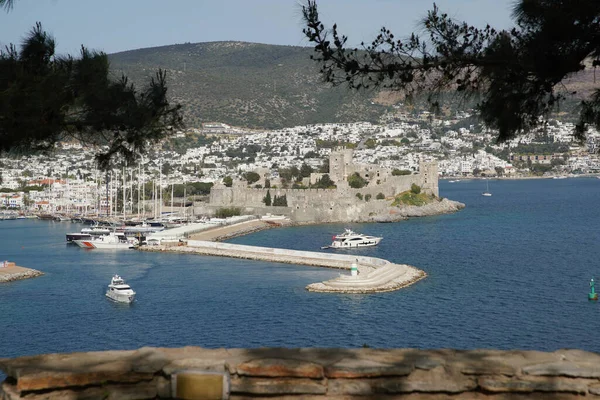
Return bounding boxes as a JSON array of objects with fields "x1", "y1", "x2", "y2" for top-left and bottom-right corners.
[
  {"x1": 302, "y1": 0, "x2": 600, "y2": 142},
  {"x1": 215, "y1": 207, "x2": 241, "y2": 218},
  {"x1": 272, "y1": 194, "x2": 288, "y2": 207},
  {"x1": 0, "y1": 0, "x2": 13, "y2": 10},
  {"x1": 0, "y1": 23, "x2": 183, "y2": 169},
  {"x1": 243, "y1": 171, "x2": 261, "y2": 184},
  {"x1": 313, "y1": 173, "x2": 335, "y2": 188},
  {"x1": 263, "y1": 190, "x2": 272, "y2": 206},
  {"x1": 392, "y1": 168, "x2": 411, "y2": 176},
  {"x1": 347, "y1": 172, "x2": 368, "y2": 188},
  {"x1": 300, "y1": 163, "x2": 314, "y2": 178}
]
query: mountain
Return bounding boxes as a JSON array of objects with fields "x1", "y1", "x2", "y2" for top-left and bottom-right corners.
[{"x1": 108, "y1": 41, "x2": 387, "y2": 129}]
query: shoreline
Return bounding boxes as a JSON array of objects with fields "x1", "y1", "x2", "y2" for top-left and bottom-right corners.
[
  {"x1": 442, "y1": 173, "x2": 600, "y2": 181},
  {"x1": 187, "y1": 198, "x2": 464, "y2": 242}
]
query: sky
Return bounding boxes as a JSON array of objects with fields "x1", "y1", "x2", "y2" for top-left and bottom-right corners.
[{"x1": 0, "y1": 0, "x2": 516, "y2": 56}]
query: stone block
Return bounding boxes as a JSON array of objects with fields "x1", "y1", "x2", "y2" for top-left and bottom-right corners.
[
  {"x1": 478, "y1": 376, "x2": 588, "y2": 394},
  {"x1": 325, "y1": 358, "x2": 413, "y2": 378},
  {"x1": 381, "y1": 367, "x2": 477, "y2": 394},
  {"x1": 2, "y1": 380, "x2": 159, "y2": 400},
  {"x1": 522, "y1": 361, "x2": 600, "y2": 378},
  {"x1": 16, "y1": 371, "x2": 154, "y2": 392},
  {"x1": 129, "y1": 347, "x2": 170, "y2": 373},
  {"x1": 163, "y1": 358, "x2": 226, "y2": 375},
  {"x1": 328, "y1": 369, "x2": 477, "y2": 395},
  {"x1": 236, "y1": 358, "x2": 323, "y2": 378},
  {"x1": 230, "y1": 377, "x2": 326, "y2": 395}
]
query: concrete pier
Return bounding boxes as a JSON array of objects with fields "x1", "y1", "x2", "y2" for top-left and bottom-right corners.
[
  {"x1": 0, "y1": 262, "x2": 44, "y2": 283},
  {"x1": 140, "y1": 240, "x2": 426, "y2": 293}
]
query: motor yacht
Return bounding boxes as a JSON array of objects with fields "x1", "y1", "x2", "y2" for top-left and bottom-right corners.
[
  {"x1": 324, "y1": 229, "x2": 383, "y2": 249},
  {"x1": 105, "y1": 275, "x2": 136, "y2": 303},
  {"x1": 73, "y1": 232, "x2": 136, "y2": 249}
]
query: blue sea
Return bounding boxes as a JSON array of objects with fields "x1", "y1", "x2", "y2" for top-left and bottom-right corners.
[{"x1": 1, "y1": 177, "x2": 600, "y2": 363}]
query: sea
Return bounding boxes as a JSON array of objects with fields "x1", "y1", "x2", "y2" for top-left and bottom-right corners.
[{"x1": 1, "y1": 177, "x2": 600, "y2": 364}]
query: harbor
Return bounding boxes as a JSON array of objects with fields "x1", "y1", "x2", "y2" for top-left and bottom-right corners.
[{"x1": 1, "y1": 178, "x2": 600, "y2": 357}]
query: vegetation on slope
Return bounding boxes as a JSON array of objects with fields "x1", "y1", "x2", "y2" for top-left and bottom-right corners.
[
  {"x1": 108, "y1": 41, "x2": 386, "y2": 129},
  {"x1": 392, "y1": 185, "x2": 437, "y2": 207}
]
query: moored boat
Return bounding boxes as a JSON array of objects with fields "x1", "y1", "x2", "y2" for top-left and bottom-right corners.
[
  {"x1": 323, "y1": 229, "x2": 383, "y2": 249},
  {"x1": 65, "y1": 232, "x2": 93, "y2": 242},
  {"x1": 73, "y1": 232, "x2": 136, "y2": 249}
]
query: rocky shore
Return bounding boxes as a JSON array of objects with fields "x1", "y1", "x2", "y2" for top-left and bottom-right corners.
[
  {"x1": 370, "y1": 198, "x2": 465, "y2": 223},
  {"x1": 0, "y1": 263, "x2": 44, "y2": 283}
]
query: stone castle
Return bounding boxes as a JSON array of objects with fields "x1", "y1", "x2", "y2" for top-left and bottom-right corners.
[{"x1": 207, "y1": 148, "x2": 439, "y2": 223}]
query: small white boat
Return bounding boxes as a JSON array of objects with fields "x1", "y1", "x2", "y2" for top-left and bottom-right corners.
[
  {"x1": 73, "y1": 232, "x2": 136, "y2": 249},
  {"x1": 106, "y1": 275, "x2": 136, "y2": 303},
  {"x1": 323, "y1": 229, "x2": 382, "y2": 249},
  {"x1": 482, "y1": 180, "x2": 492, "y2": 197}
]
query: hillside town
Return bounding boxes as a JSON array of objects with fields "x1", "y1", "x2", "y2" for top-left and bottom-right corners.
[{"x1": 1, "y1": 110, "x2": 599, "y2": 215}]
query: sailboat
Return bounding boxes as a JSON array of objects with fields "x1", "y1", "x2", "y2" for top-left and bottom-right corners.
[{"x1": 482, "y1": 179, "x2": 492, "y2": 197}]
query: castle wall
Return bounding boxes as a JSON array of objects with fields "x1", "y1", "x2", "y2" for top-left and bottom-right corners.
[{"x1": 208, "y1": 149, "x2": 440, "y2": 222}]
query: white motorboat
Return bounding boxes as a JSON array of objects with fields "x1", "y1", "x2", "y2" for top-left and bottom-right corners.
[
  {"x1": 105, "y1": 275, "x2": 136, "y2": 303},
  {"x1": 73, "y1": 232, "x2": 136, "y2": 249},
  {"x1": 324, "y1": 229, "x2": 382, "y2": 249}
]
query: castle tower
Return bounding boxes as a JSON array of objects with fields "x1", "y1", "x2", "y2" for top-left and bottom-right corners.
[
  {"x1": 329, "y1": 147, "x2": 354, "y2": 184},
  {"x1": 419, "y1": 161, "x2": 439, "y2": 197}
]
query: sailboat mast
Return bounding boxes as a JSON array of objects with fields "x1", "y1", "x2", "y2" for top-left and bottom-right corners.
[
  {"x1": 122, "y1": 164, "x2": 126, "y2": 220},
  {"x1": 138, "y1": 158, "x2": 142, "y2": 220}
]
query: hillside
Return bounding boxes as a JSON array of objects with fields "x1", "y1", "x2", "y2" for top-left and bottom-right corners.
[{"x1": 108, "y1": 41, "x2": 387, "y2": 129}]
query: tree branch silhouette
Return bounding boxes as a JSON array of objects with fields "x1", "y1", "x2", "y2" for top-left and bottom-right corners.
[{"x1": 302, "y1": 0, "x2": 600, "y2": 142}]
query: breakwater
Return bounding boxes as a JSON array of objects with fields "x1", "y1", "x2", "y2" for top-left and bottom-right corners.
[
  {"x1": 0, "y1": 262, "x2": 43, "y2": 283},
  {"x1": 139, "y1": 240, "x2": 426, "y2": 293}
]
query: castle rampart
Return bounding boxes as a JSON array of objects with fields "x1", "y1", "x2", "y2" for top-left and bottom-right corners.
[{"x1": 206, "y1": 148, "x2": 440, "y2": 222}]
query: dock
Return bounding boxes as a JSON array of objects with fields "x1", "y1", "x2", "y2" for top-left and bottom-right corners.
[
  {"x1": 139, "y1": 240, "x2": 426, "y2": 293},
  {"x1": 0, "y1": 262, "x2": 44, "y2": 283}
]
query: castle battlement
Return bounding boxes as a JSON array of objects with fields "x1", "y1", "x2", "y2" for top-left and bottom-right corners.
[{"x1": 208, "y1": 148, "x2": 439, "y2": 222}]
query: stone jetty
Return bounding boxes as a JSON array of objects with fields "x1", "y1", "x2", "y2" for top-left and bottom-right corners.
[
  {"x1": 140, "y1": 240, "x2": 426, "y2": 293},
  {"x1": 0, "y1": 262, "x2": 43, "y2": 283}
]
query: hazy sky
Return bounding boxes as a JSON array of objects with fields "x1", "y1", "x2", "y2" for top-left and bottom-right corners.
[{"x1": 0, "y1": 0, "x2": 516, "y2": 56}]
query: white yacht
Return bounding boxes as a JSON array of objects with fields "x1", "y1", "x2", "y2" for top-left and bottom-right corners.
[
  {"x1": 325, "y1": 229, "x2": 383, "y2": 249},
  {"x1": 106, "y1": 275, "x2": 136, "y2": 303},
  {"x1": 73, "y1": 232, "x2": 136, "y2": 249}
]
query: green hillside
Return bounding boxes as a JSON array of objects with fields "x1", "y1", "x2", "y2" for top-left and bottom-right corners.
[{"x1": 108, "y1": 41, "x2": 386, "y2": 129}]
